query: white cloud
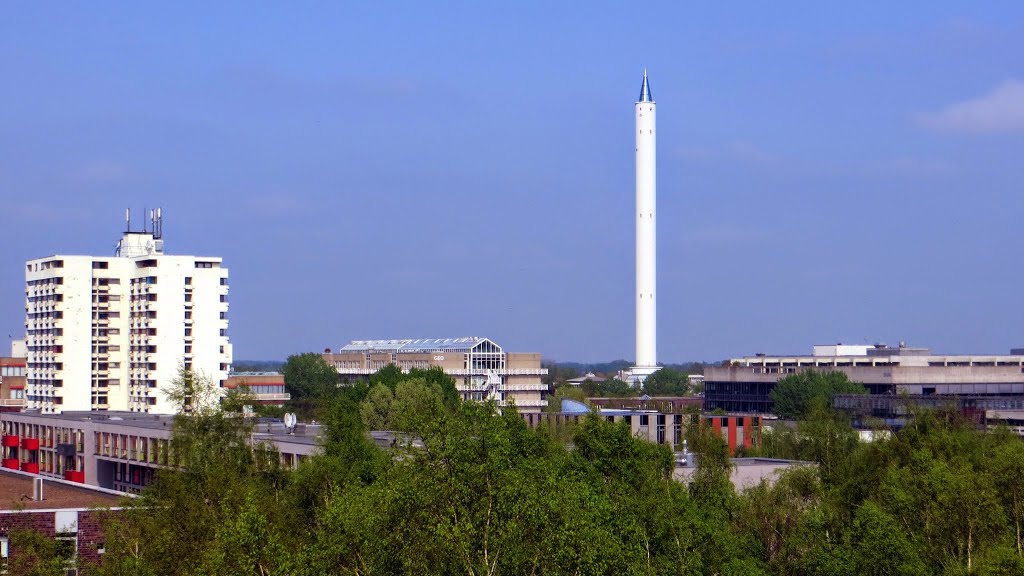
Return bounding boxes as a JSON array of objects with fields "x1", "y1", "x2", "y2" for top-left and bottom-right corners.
[
  {"x1": 919, "y1": 80, "x2": 1024, "y2": 134},
  {"x1": 674, "y1": 140, "x2": 782, "y2": 167},
  {"x1": 75, "y1": 160, "x2": 132, "y2": 184}
]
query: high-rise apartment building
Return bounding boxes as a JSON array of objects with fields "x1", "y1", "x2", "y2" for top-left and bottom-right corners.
[{"x1": 25, "y1": 214, "x2": 231, "y2": 414}]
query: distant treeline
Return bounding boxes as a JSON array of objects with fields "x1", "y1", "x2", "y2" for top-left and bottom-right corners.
[
  {"x1": 232, "y1": 359, "x2": 285, "y2": 373},
  {"x1": 543, "y1": 360, "x2": 714, "y2": 380}
]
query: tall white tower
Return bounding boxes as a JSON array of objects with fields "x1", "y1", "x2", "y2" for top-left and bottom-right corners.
[{"x1": 632, "y1": 71, "x2": 659, "y2": 384}]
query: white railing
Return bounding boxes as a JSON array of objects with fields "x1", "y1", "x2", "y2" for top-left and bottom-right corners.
[
  {"x1": 255, "y1": 393, "x2": 291, "y2": 401},
  {"x1": 498, "y1": 384, "x2": 549, "y2": 391},
  {"x1": 499, "y1": 398, "x2": 548, "y2": 408},
  {"x1": 334, "y1": 367, "x2": 549, "y2": 377},
  {"x1": 444, "y1": 368, "x2": 549, "y2": 376}
]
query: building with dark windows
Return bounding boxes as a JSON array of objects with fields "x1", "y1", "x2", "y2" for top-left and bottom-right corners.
[
  {"x1": 521, "y1": 398, "x2": 762, "y2": 455},
  {"x1": 0, "y1": 411, "x2": 318, "y2": 493},
  {"x1": 704, "y1": 343, "x2": 1024, "y2": 415}
]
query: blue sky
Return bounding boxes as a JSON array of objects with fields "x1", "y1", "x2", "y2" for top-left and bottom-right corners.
[{"x1": 1, "y1": 2, "x2": 1023, "y2": 362}]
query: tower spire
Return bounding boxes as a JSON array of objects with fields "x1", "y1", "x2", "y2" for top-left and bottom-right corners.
[{"x1": 639, "y1": 69, "x2": 653, "y2": 102}]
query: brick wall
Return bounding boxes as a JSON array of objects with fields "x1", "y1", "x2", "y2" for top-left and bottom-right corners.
[{"x1": 0, "y1": 508, "x2": 112, "y2": 568}]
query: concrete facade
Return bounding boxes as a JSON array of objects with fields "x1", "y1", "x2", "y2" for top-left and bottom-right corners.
[{"x1": 705, "y1": 344, "x2": 1024, "y2": 414}]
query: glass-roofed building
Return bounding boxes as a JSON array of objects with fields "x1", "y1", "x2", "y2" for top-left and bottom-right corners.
[{"x1": 324, "y1": 337, "x2": 549, "y2": 411}]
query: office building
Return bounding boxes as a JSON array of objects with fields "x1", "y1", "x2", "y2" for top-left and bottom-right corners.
[
  {"x1": 0, "y1": 411, "x2": 317, "y2": 493},
  {"x1": 25, "y1": 211, "x2": 231, "y2": 414},
  {"x1": 704, "y1": 343, "x2": 1024, "y2": 414},
  {"x1": 324, "y1": 337, "x2": 548, "y2": 410}
]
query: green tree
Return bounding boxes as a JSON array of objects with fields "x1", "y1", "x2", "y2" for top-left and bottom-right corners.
[
  {"x1": 848, "y1": 501, "x2": 928, "y2": 576},
  {"x1": 769, "y1": 370, "x2": 866, "y2": 420},
  {"x1": 582, "y1": 377, "x2": 636, "y2": 398},
  {"x1": 642, "y1": 367, "x2": 691, "y2": 396},
  {"x1": 6, "y1": 528, "x2": 71, "y2": 576},
  {"x1": 406, "y1": 366, "x2": 460, "y2": 407},
  {"x1": 990, "y1": 433, "x2": 1024, "y2": 556},
  {"x1": 96, "y1": 369, "x2": 297, "y2": 576},
  {"x1": 358, "y1": 383, "x2": 394, "y2": 430},
  {"x1": 282, "y1": 352, "x2": 338, "y2": 400}
]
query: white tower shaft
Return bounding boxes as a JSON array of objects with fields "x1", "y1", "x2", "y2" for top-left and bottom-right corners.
[{"x1": 635, "y1": 73, "x2": 657, "y2": 370}]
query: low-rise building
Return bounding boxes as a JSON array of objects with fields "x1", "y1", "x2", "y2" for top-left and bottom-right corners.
[
  {"x1": 224, "y1": 372, "x2": 290, "y2": 406},
  {"x1": 704, "y1": 343, "x2": 1024, "y2": 414},
  {"x1": 0, "y1": 469, "x2": 125, "y2": 572},
  {"x1": 325, "y1": 337, "x2": 549, "y2": 411},
  {"x1": 674, "y1": 457, "x2": 814, "y2": 489},
  {"x1": 0, "y1": 356, "x2": 26, "y2": 412},
  {"x1": 0, "y1": 411, "x2": 319, "y2": 493},
  {"x1": 522, "y1": 399, "x2": 762, "y2": 455}
]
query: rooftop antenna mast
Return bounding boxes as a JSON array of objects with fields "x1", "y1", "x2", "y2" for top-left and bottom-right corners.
[{"x1": 125, "y1": 208, "x2": 131, "y2": 233}]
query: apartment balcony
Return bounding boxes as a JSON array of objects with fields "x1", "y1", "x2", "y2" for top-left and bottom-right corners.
[
  {"x1": 20, "y1": 438, "x2": 39, "y2": 450},
  {"x1": 20, "y1": 462, "x2": 39, "y2": 474},
  {"x1": 1, "y1": 458, "x2": 19, "y2": 470},
  {"x1": 63, "y1": 470, "x2": 85, "y2": 483},
  {"x1": 499, "y1": 383, "x2": 550, "y2": 392},
  {"x1": 2, "y1": 435, "x2": 19, "y2": 448},
  {"x1": 0, "y1": 399, "x2": 27, "y2": 409}
]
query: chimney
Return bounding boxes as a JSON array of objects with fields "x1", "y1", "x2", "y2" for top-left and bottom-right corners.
[{"x1": 32, "y1": 477, "x2": 44, "y2": 501}]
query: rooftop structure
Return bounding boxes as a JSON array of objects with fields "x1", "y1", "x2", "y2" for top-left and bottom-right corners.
[
  {"x1": 341, "y1": 337, "x2": 491, "y2": 353},
  {"x1": 327, "y1": 337, "x2": 548, "y2": 410}
]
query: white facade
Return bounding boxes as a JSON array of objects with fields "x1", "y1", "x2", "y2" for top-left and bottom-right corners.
[
  {"x1": 25, "y1": 231, "x2": 231, "y2": 414},
  {"x1": 633, "y1": 71, "x2": 658, "y2": 382}
]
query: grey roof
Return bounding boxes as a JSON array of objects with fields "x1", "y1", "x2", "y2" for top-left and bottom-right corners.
[
  {"x1": 339, "y1": 337, "x2": 499, "y2": 353},
  {"x1": 639, "y1": 70, "x2": 653, "y2": 102}
]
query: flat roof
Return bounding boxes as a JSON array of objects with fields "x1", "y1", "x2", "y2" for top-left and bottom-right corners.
[
  {"x1": 339, "y1": 337, "x2": 498, "y2": 353},
  {"x1": 0, "y1": 470, "x2": 124, "y2": 511}
]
